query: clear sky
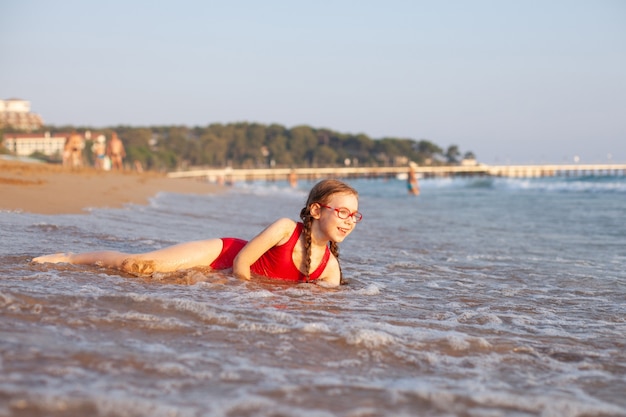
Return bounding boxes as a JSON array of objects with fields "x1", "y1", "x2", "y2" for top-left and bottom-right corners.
[{"x1": 1, "y1": 0, "x2": 625, "y2": 164}]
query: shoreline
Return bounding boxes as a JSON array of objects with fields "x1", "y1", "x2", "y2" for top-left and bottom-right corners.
[{"x1": 0, "y1": 159, "x2": 221, "y2": 215}]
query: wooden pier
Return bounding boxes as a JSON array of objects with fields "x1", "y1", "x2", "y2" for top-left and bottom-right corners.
[{"x1": 167, "y1": 163, "x2": 626, "y2": 182}]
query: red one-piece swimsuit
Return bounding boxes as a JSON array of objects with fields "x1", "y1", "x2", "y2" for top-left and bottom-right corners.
[{"x1": 209, "y1": 222, "x2": 330, "y2": 281}]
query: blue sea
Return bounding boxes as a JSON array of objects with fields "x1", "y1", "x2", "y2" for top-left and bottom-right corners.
[{"x1": 1, "y1": 174, "x2": 625, "y2": 417}]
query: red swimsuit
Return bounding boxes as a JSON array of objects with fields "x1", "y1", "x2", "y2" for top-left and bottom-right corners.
[{"x1": 209, "y1": 222, "x2": 331, "y2": 281}]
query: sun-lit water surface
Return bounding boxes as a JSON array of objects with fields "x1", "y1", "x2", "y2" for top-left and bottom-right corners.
[{"x1": 1, "y1": 175, "x2": 625, "y2": 417}]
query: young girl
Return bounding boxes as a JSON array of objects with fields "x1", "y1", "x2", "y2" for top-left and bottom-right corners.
[{"x1": 32, "y1": 179, "x2": 362, "y2": 287}]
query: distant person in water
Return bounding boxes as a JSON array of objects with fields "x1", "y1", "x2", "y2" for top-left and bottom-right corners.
[
  {"x1": 288, "y1": 169, "x2": 298, "y2": 188},
  {"x1": 32, "y1": 179, "x2": 362, "y2": 287},
  {"x1": 408, "y1": 162, "x2": 420, "y2": 196},
  {"x1": 106, "y1": 132, "x2": 126, "y2": 170}
]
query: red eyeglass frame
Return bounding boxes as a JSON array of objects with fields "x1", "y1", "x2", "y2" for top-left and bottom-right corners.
[{"x1": 318, "y1": 204, "x2": 363, "y2": 222}]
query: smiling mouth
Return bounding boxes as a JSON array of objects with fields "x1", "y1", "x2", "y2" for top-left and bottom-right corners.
[{"x1": 338, "y1": 227, "x2": 350, "y2": 234}]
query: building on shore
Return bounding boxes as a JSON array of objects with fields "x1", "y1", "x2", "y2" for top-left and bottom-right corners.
[
  {"x1": 2, "y1": 132, "x2": 70, "y2": 158},
  {"x1": 0, "y1": 98, "x2": 44, "y2": 131}
]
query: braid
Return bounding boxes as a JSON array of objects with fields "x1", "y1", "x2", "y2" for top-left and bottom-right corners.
[
  {"x1": 299, "y1": 207, "x2": 313, "y2": 283},
  {"x1": 329, "y1": 241, "x2": 347, "y2": 285}
]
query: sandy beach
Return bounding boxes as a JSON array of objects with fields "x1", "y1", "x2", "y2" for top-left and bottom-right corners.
[{"x1": 0, "y1": 158, "x2": 221, "y2": 214}]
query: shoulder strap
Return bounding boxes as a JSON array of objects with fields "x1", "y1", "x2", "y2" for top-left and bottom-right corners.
[{"x1": 288, "y1": 222, "x2": 303, "y2": 245}]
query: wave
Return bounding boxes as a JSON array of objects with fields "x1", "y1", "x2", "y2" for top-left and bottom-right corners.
[
  {"x1": 220, "y1": 176, "x2": 626, "y2": 202},
  {"x1": 492, "y1": 175, "x2": 626, "y2": 193},
  {"x1": 231, "y1": 180, "x2": 308, "y2": 199},
  {"x1": 315, "y1": 176, "x2": 626, "y2": 197}
]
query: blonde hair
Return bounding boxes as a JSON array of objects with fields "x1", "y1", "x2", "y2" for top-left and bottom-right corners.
[{"x1": 299, "y1": 179, "x2": 358, "y2": 284}]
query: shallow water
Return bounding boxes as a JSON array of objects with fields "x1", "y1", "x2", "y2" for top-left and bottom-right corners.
[{"x1": 1, "y1": 175, "x2": 625, "y2": 416}]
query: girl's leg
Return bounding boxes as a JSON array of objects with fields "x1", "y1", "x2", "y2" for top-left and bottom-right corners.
[
  {"x1": 33, "y1": 239, "x2": 225, "y2": 275},
  {"x1": 121, "y1": 239, "x2": 224, "y2": 274},
  {"x1": 32, "y1": 251, "x2": 129, "y2": 268}
]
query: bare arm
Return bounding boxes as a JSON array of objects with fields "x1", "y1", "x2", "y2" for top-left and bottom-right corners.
[{"x1": 232, "y1": 218, "x2": 296, "y2": 280}]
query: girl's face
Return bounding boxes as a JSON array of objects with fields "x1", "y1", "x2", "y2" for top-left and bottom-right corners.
[{"x1": 312, "y1": 192, "x2": 359, "y2": 243}]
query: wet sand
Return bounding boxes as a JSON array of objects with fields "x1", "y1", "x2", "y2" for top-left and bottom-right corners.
[{"x1": 0, "y1": 158, "x2": 221, "y2": 214}]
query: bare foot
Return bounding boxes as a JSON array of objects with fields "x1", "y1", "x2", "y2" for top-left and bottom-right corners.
[
  {"x1": 32, "y1": 253, "x2": 73, "y2": 264},
  {"x1": 121, "y1": 258, "x2": 156, "y2": 276}
]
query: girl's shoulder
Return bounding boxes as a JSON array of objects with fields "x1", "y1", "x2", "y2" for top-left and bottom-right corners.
[
  {"x1": 267, "y1": 217, "x2": 298, "y2": 232},
  {"x1": 261, "y1": 218, "x2": 299, "y2": 244}
]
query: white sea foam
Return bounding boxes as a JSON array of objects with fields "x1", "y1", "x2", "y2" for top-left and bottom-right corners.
[
  {"x1": 354, "y1": 283, "x2": 381, "y2": 295},
  {"x1": 345, "y1": 328, "x2": 396, "y2": 348},
  {"x1": 301, "y1": 322, "x2": 331, "y2": 333}
]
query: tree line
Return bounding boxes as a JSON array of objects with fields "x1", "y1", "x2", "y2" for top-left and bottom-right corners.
[{"x1": 3, "y1": 122, "x2": 475, "y2": 171}]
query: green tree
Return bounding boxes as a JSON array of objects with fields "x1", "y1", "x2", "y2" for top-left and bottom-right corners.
[
  {"x1": 14, "y1": 122, "x2": 471, "y2": 170},
  {"x1": 289, "y1": 125, "x2": 318, "y2": 166},
  {"x1": 199, "y1": 132, "x2": 228, "y2": 166},
  {"x1": 464, "y1": 151, "x2": 476, "y2": 160},
  {"x1": 446, "y1": 145, "x2": 461, "y2": 164},
  {"x1": 415, "y1": 140, "x2": 443, "y2": 160},
  {"x1": 313, "y1": 145, "x2": 338, "y2": 166}
]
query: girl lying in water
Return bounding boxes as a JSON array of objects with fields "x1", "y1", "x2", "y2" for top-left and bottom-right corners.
[{"x1": 33, "y1": 179, "x2": 362, "y2": 287}]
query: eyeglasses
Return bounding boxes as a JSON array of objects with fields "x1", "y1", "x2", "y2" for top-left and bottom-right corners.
[{"x1": 319, "y1": 204, "x2": 363, "y2": 223}]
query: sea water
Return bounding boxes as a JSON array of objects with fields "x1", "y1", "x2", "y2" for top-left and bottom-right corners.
[{"x1": 1, "y1": 175, "x2": 625, "y2": 417}]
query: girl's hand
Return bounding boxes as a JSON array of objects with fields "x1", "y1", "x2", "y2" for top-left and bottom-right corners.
[{"x1": 232, "y1": 218, "x2": 295, "y2": 280}]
